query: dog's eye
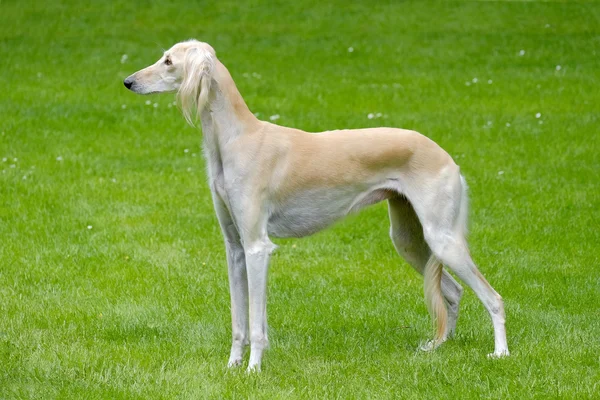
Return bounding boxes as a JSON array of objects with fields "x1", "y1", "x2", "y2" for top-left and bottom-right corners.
[{"x1": 164, "y1": 57, "x2": 172, "y2": 66}]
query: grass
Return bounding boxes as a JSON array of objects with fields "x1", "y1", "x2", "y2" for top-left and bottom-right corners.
[{"x1": 1, "y1": 0, "x2": 599, "y2": 398}]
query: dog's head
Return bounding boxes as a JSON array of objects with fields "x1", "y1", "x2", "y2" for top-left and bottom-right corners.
[{"x1": 124, "y1": 40, "x2": 216, "y2": 124}]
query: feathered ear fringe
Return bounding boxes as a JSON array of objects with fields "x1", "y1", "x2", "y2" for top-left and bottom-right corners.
[{"x1": 177, "y1": 47, "x2": 215, "y2": 126}]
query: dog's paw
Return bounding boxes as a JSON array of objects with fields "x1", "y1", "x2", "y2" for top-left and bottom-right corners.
[
  {"x1": 418, "y1": 339, "x2": 440, "y2": 352},
  {"x1": 227, "y1": 358, "x2": 243, "y2": 368},
  {"x1": 487, "y1": 349, "x2": 510, "y2": 359},
  {"x1": 418, "y1": 335, "x2": 449, "y2": 352},
  {"x1": 246, "y1": 363, "x2": 261, "y2": 373}
]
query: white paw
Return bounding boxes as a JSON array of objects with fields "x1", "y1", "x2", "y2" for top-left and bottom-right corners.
[
  {"x1": 487, "y1": 349, "x2": 510, "y2": 359},
  {"x1": 246, "y1": 363, "x2": 261, "y2": 373},
  {"x1": 227, "y1": 358, "x2": 242, "y2": 368},
  {"x1": 418, "y1": 334, "x2": 449, "y2": 352},
  {"x1": 419, "y1": 339, "x2": 440, "y2": 352}
]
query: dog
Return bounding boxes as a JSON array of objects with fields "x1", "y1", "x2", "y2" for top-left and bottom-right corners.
[{"x1": 124, "y1": 39, "x2": 509, "y2": 371}]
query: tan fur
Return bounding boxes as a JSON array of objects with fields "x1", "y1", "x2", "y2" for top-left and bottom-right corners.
[
  {"x1": 123, "y1": 40, "x2": 510, "y2": 371},
  {"x1": 424, "y1": 255, "x2": 448, "y2": 343},
  {"x1": 224, "y1": 123, "x2": 455, "y2": 209}
]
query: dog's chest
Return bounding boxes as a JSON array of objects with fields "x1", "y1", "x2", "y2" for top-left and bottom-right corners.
[{"x1": 266, "y1": 186, "x2": 359, "y2": 238}]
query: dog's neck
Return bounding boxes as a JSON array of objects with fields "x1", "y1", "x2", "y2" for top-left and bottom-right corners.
[
  {"x1": 199, "y1": 60, "x2": 261, "y2": 178},
  {"x1": 201, "y1": 61, "x2": 260, "y2": 146}
]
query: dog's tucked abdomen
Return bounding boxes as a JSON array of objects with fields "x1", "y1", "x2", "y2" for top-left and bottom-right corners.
[{"x1": 267, "y1": 183, "x2": 399, "y2": 238}]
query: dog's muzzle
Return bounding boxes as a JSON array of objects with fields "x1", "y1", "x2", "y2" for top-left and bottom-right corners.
[{"x1": 123, "y1": 78, "x2": 133, "y2": 89}]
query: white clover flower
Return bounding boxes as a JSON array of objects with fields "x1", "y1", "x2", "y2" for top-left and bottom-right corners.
[
  {"x1": 121, "y1": 104, "x2": 127, "y2": 109},
  {"x1": 519, "y1": 50, "x2": 525, "y2": 56},
  {"x1": 506, "y1": 122, "x2": 511, "y2": 127},
  {"x1": 535, "y1": 113, "x2": 541, "y2": 118},
  {"x1": 348, "y1": 47, "x2": 354, "y2": 53},
  {"x1": 556, "y1": 65, "x2": 561, "y2": 71},
  {"x1": 465, "y1": 81, "x2": 471, "y2": 86},
  {"x1": 2, "y1": 157, "x2": 6, "y2": 162},
  {"x1": 270, "y1": 114, "x2": 280, "y2": 121},
  {"x1": 56, "y1": 156, "x2": 63, "y2": 161},
  {"x1": 472, "y1": 78, "x2": 478, "y2": 83},
  {"x1": 87, "y1": 225, "x2": 93, "y2": 230},
  {"x1": 367, "y1": 113, "x2": 374, "y2": 119},
  {"x1": 184, "y1": 149, "x2": 189, "y2": 153},
  {"x1": 145, "y1": 100, "x2": 151, "y2": 105},
  {"x1": 120, "y1": 54, "x2": 128, "y2": 64},
  {"x1": 498, "y1": 171, "x2": 505, "y2": 175},
  {"x1": 488, "y1": 79, "x2": 493, "y2": 84},
  {"x1": 153, "y1": 103, "x2": 158, "y2": 108}
]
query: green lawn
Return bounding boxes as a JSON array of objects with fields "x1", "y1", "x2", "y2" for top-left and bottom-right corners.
[{"x1": 1, "y1": 0, "x2": 599, "y2": 398}]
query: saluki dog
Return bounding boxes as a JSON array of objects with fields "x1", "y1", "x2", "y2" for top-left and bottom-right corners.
[{"x1": 124, "y1": 39, "x2": 509, "y2": 371}]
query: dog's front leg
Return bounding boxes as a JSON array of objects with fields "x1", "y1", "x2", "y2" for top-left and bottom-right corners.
[
  {"x1": 244, "y1": 235, "x2": 276, "y2": 372},
  {"x1": 224, "y1": 232, "x2": 249, "y2": 368},
  {"x1": 212, "y1": 194, "x2": 249, "y2": 367}
]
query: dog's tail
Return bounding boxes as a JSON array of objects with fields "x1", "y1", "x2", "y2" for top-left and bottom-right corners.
[{"x1": 424, "y1": 255, "x2": 447, "y2": 344}]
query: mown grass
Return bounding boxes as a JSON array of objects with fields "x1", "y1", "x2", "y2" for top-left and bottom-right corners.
[{"x1": 1, "y1": 0, "x2": 599, "y2": 398}]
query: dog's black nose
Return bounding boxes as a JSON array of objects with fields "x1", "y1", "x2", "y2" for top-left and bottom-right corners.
[{"x1": 123, "y1": 78, "x2": 133, "y2": 89}]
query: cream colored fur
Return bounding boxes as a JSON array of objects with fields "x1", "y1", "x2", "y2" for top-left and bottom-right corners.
[{"x1": 124, "y1": 40, "x2": 510, "y2": 372}]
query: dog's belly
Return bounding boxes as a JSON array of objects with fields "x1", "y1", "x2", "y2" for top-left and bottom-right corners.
[{"x1": 267, "y1": 185, "x2": 396, "y2": 238}]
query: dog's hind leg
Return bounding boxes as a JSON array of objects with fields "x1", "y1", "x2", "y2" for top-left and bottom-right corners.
[
  {"x1": 410, "y1": 172, "x2": 509, "y2": 357},
  {"x1": 388, "y1": 197, "x2": 463, "y2": 345},
  {"x1": 424, "y1": 231, "x2": 508, "y2": 357}
]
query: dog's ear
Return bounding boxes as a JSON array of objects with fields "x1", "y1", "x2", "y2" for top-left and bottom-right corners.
[{"x1": 178, "y1": 46, "x2": 215, "y2": 126}]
